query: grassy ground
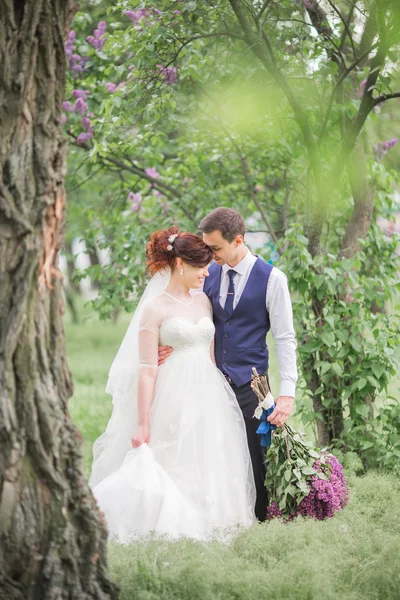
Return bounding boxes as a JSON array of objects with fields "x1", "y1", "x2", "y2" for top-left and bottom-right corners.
[{"x1": 65, "y1": 303, "x2": 400, "y2": 600}]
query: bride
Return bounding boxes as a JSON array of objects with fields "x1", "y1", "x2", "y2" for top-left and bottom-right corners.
[{"x1": 90, "y1": 227, "x2": 256, "y2": 542}]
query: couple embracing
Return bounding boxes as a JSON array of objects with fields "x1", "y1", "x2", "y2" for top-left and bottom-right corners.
[{"x1": 90, "y1": 208, "x2": 297, "y2": 542}]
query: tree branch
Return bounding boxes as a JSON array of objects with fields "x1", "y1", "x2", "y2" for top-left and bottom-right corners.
[
  {"x1": 303, "y1": 0, "x2": 345, "y2": 70},
  {"x1": 318, "y1": 43, "x2": 379, "y2": 142},
  {"x1": 256, "y1": 0, "x2": 273, "y2": 24},
  {"x1": 68, "y1": 134, "x2": 198, "y2": 227},
  {"x1": 334, "y1": 5, "x2": 389, "y2": 178},
  {"x1": 373, "y1": 91, "x2": 400, "y2": 106},
  {"x1": 228, "y1": 0, "x2": 322, "y2": 193},
  {"x1": 338, "y1": 4, "x2": 355, "y2": 55},
  {"x1": 66, "y1": 166, "x2": 104, "y2": 194},
  {"x1": 325, "y1": 0, "x2": 356, "y2": 59}
]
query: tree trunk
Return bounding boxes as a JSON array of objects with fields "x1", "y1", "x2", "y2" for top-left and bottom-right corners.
[
  {"x1": 340, "y1": 138, "x2": 376, "y2": 258},
  {"x1": 87, "y1": 244, "x2": 101, "y2": 290},
  {"x1": 64, "y1": 240, "x2": 80, "y2": 294},
  {"x1": 308, "y1": 369, "x2": 331, "y2": 448},
  {"x1": 0, "y1": 3, "x2": 118, "y2": 598}
]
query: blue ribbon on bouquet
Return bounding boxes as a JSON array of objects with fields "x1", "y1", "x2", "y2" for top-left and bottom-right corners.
[{"x1": 256, "y1": 404, "x2": 276, "y2": 448}]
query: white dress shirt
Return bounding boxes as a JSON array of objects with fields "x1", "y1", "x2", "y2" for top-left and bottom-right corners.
[{"x1": 219, "y1": 249, "x2": 298, "y2": 398}]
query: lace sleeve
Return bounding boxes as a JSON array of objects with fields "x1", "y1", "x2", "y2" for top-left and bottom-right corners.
[{"x1": 138, "y1": 300, "x2": 162, "y2": 369}]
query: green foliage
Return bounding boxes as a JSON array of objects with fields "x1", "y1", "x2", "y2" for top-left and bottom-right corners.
[{"x1": 279, "y1": 218, "x2": 400, "y2": 467}]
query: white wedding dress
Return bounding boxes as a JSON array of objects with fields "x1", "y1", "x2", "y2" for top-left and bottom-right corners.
[{"x1": 91, "y1": 291, "x2": 256, "y2": 543}]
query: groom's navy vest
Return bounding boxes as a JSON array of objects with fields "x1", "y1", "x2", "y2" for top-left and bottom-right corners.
[{"x1": 204, "y1": 258, "x2": 273, "y2": 387}]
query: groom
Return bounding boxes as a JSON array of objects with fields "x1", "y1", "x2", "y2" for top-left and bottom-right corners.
[{"x1": 161, "y1": 208, "x2": 297, "y2": 521}]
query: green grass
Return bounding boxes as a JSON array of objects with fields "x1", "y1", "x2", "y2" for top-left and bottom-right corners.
[
  {"x1": 65, "y1": 304, "x2": 400, "y2": 600},
  {"x1": 107, "y1": 472, "x2": 400, "y2": 600}
]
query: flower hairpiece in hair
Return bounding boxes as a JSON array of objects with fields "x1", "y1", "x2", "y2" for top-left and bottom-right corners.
[{"x1": 167, "y1": 233, "x2": 178, "y2": 251}]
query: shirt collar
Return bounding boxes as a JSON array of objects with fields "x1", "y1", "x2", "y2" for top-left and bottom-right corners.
[{"x1": 222, "y1": 248, "x2": 255, "y2": 276}]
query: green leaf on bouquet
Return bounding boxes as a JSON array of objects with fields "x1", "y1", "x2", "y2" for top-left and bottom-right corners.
[
  {"x1": 301, "y1": 466, "x2": 317, "y2": 476},
  {"x1": 296, "y1": 479, "x2": 310, "y2": 495},
  {"x1": 293, "y1": 468, "x2": 302, "y2": 480},
  {"x1": 285, "y1": 484, "x2": 297, "y2": 498},
  {"x1": 309, "y1": 449, "x2": 321, "y2": 459}
]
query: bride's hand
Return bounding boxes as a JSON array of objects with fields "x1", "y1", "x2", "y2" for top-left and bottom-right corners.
[
  {"x1": 158, "y1": 345, "x2": 173, "y2": 366},
  {"x1": 131, "y1": 425, "x2": 150, "y2": 448}
]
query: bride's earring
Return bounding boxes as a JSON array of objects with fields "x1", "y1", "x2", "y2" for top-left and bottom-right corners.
[{"x1": 180, "y1": 269, "x2": 184, "y2": 276}]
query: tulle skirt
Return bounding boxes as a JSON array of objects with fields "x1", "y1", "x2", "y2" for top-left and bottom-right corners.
[{"x1": 92, "y1": 351, "x2": 256, "y2": 543}]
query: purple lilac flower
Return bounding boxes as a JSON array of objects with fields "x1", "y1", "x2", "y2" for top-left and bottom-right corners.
[
  {"x1": 125, "y1": 8, "x2": 149, "y2": 26},
  {"x1": 358, "y1": 79, "x2": 367, "y2": 98},
  {"x1": 127, "y1": 191, "x2": 142, "y2": 212},
  {"x1": 65, "y1": 31, "x2": 76, "y2": 60},
  {"x1": 62, "y1": 101, "x2": 72, "y2": 112},
  {"x1": 303, "y1": 0, "x2": 314, "y2": 8},
  {"x1": 70, "y1": 54, "x2": 84, "y2": 75},
  {"x1": 156, "y1": 64, "x2": 178, "y2": 85},
  {"x1": 81, "y1": 117, "x2": 91, "y2": 130},
  {"x1": 382, "y1": 137, "x2": 398, "y2": 150},
  {"x1": 73, "y1": 97, "x2": 88, "y2": 115},
  {"x1": 145, "y1": 167, "x2": 160, "y2": 179},
  {"x1": 76, "y1": 131, "x2": 93, "y2": 144},
  {"x1": 161, "y1": 202, "x2": 169, "y2": 214},
  {"x1": 373, "y1": 137, "x2": 399, "y2": 160},
  {"x1": 106, "y1": 82, "x2": 126, "y2": 93},
  {"x1": 153, "y1": 189, "x2": 164, "y2": 197},
  {"x1": 87, "y1": 21, "x2": 108, "y2": 51},
  {"x1": 65, "y1": 31, "x2": 87, "y2": 78},
  {"x1": 266, "y1": 503, "x2": 283, "y2": 519},
  {"x1": 61, "y1": 113, "x2": 68, "y2": 125},
  {"x1": 72, "y1": 89, "x2": 90, "y2": 100}
]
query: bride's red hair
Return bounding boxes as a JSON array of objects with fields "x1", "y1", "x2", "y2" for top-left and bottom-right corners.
[{"x1": 146, "y1": 227, "x2": 213, "y2": 276}]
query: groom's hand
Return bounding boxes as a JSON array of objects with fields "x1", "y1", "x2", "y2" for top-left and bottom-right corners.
[
  {"x1": 158, "y1": 345, "x2": 173, "y2": 366},
  {"x1": 267, "y1": 396, "x2": 294, "y2": 427}
]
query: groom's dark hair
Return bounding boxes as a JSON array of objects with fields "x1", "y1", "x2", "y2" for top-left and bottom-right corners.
[{"x1": 199, "y1": 208, "x2": 245, "y2": 242}]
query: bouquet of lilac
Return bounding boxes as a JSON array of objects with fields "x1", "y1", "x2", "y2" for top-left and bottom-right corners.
[{"x1": 251, "y1": 369, "x2": 349, "y2": 520}]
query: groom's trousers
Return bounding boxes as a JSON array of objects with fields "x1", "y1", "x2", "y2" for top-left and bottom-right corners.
[{"x1": 226, "y1": 377, "x2": 268, "y2": 522}]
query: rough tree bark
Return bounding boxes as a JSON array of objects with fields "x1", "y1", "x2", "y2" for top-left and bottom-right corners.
[{"x1": 0, "y1": 2, "x2": 118, "y2": 598}]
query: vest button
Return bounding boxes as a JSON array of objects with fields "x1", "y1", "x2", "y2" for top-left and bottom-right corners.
[
  {"x1": 224, "y1": 333, "x2": 229, "y2": 338},
  {"x1": 223, "y1": 362, "x2": 228, "y2": 367},
  {"x1": 226, "y1": 321, "x2": 231, "y2": 325},
  {"x1": 223, "y1": 349, "x2": 228, "y2": 354}
]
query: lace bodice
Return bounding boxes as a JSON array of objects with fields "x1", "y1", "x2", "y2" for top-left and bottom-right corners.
[{"x1": 138, "y1": 292, "x2": 215, "y2": 367}]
